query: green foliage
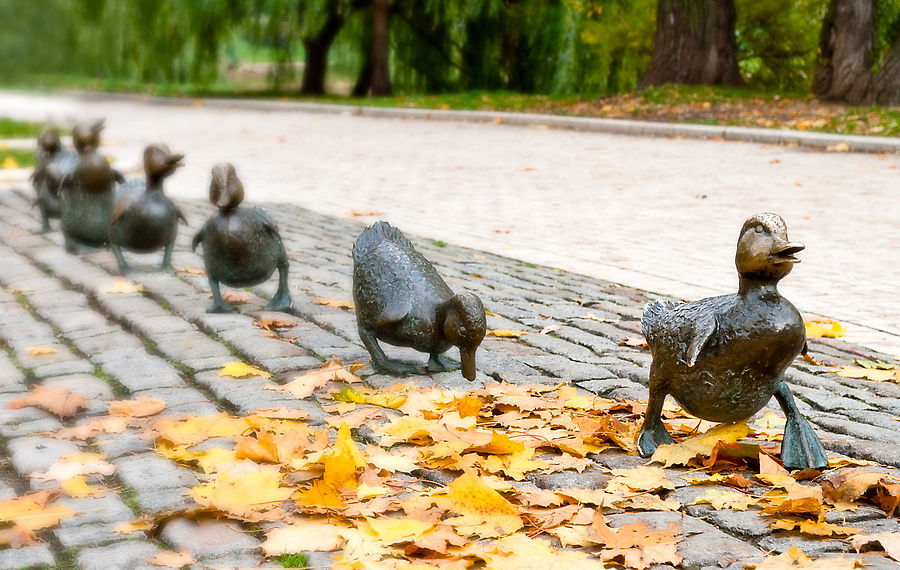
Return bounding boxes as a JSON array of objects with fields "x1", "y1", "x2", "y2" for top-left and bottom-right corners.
[
  {"x1": 0, "y1": 149, "x2": 35, "y2": 168},
  {"x1": 277, "y1": 553, "x2": 310, "y2": 568},
  {"x1": 0, "y1": 118, "x2": 43, "y2": 138}
]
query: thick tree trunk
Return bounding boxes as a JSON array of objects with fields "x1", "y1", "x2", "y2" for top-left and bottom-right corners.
[
  {"x1": 369, "y1": 0, "x2": 392, "y2": 96},
  {"x1": 869, "y1": 37, "x2": 900, "y2": 105},
  {"x1": 300, "y1": 10, "x2": 345, "y2": 95},
  {"x1": 641, "y1": 0, "x2": 743, "y2": 88},
  {"x1": 812, "y1": 0, "x2": 874, "y2": 103}
]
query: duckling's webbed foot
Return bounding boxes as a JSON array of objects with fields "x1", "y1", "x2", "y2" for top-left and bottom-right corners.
[
  {"x1": 160, "y1": 240, "x2": 175, "y2": 272},
  {"x1": 427, "y1": 353, "x2": 459, "y2": 373},
  {"x1": 637, "y1": 388, "x2": 675, "y2": 457},
  {"x1": 265, "y1": 261, "x2": 293, "y2": 312},
  {"x1": 358, "y1": 327, "x2": 422, "y2": 376},
  {"x1": 207, "y1": 277, "x2": 237, "y2": 314},
  {"x1": 39, "y1": 208, "x2": 51, "y2": 233},
  {"x1": 774, "y1": 381, "x2": 828, "y2": 470}
]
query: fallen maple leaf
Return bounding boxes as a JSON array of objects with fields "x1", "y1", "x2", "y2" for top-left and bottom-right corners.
[
  {"x1": 650, "y1": 421, "x2": 751, "y2": 467},
  {"x1": 108, "y1": 397, "x2": 166, "y2": 417},
  {"x1": 444, "y1": 471, "x2": 523, "y2": 537},
  {"x1": 804, "y1": 318, "x2": 845, "y2": 338},
  {"x1": 835, "y1": 366, "x2": 898, "y2": 382},
  {"x1": 694, "y1": 488, "x2": 757, "y2": 510},
  {"x1": 268, "y1": 361, "x2": 361, "y2": 399},
  {"x1": 222, "y1": 290, "x2": 250, "y2": 304},
  {"x1": 323, "y1": 423, "x2": 367, "y2": 490},
  {"x1": 487, "y1": 329, "x2": 527, "y2": 338},
  {"x1": 769, "y1": 518, "x2": 860, "y2": 537},
  {"x1": 113, "y1": 518, "x2": 154, "y2": 535},
  {"x1": 261, "y1": 519, "x2": 347, "y2": 555},
  {"x1": 0, "y1": 491, "x2": 75, "y2": 535},
  {"x1": 748, "y1": 546, "x2": 862, "y2": 569},
  {"x1": 8, "y1": 385, "x2": 87, "y2": 419},
  {"x1": 100, "y1": 279, "x2": 144, "y2": 294},
  {"x1": 34, "y1": 452, "x2": 116, "y2": 481},
  {"x1": 190, "y1": 464, "x2": 294, "y2": 521},
  {"x1": 60, "y1": 475, "x2": 106, "y2": 498},
  {"x1": 851, "y1": 531, "x2": 900, "y2": 562},
  {"x1": 218, "y1": 361, "x2": 272, "y2": 379},
  {"x1": 348, "y1": 209, "x2": 384, "y2": 217},
  {"x1": 174, "y1": 265, "x2": 206, "y2": 275},
  {"x1": 148, "y1": 549, "x2": 196, "y2": 568},
  {"x1": 606, "y1": 466, "x2": 674, "y2": 494},
  {"x1": 590, "y1": 512, "x2": 682, "y2": 570},
  {"x1": 313, "y1": 297, "x2": 355, "y2": 309},
  {"x1": 27, "y1": 346, "x2": 57, "y2": 357}
]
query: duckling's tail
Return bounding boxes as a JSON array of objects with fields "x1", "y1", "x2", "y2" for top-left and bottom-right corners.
[
  {"x1": 352, "y1": 221, "x2": 414, "y2": 262},
  {"x1": 641, "y1": 300, "x2": 676, "y2": 344}
]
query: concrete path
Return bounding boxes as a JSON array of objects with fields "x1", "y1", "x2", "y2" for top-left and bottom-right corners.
[
  {"x1": 0, "y1": 187, "x2": 898, "y2": 568},
  {"x1": 1, "y1": 90, "x2": 898, "y2": 356}
]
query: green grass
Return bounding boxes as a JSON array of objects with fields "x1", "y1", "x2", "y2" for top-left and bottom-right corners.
[
  {"x1": 0, "y1": 148, "x2": 35, "y2": 168},
  {"x1": 432, "y1": 240, "x2": 447, "y2": 248},
  {"x1": 0, "y1": 117, "x2": 43, "y2": 138},
  {"x1": 277, "y1": 553, "x2": 310, "y2": 568}
]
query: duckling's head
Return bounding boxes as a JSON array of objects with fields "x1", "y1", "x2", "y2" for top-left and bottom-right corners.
[
  {"x1": 72, "y1": 120, "x2": 104, "y2": 154},
  {"x1": 144, "y1": 144, "x2": 184, "y2": 183},
  {"x1": 735, "y1": 213, "x2": 804, "y2": 283},
  {"x1": 209, "y1": 163, "x2": 244, "y2": 211},
  {"x1": 443, "y1": 292, "x2": 486, "y2": 380},
  {"x1": 38, "y1": 129, "x2": 61, "y2": 154}
]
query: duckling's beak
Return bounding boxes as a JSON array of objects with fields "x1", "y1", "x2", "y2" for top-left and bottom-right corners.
[
  {"x1": 460, "y1": 346, "x2": 477, "y2": 381},
  {"x1": 770, "y1": 241, "x2": 805, "y2": 264},
  {"x1": 167, "y1": 153, "x2": 185, "y2": 170}
]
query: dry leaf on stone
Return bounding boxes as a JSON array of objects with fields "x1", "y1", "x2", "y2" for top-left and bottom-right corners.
[
  {"x1": 261, "y1": 519, "x2": 348, "y2": 555},
  {"x1": 222, "y1": 290, "x2": 250, "y2": 304},
  {"x1": 100, "y1": 279, "x2": 144, "y2": 294},
  {"x1": 268, "y1": 361, "x2": 361, "y2": 399},
  {"x1": 60, "y1": 475, "x2": 106, "y2": 498},
  {"x1": 33, "y1": 452, "x2": 116, "y2": 481},
  {"x1": 469, "y1": 532, "x2": 604, "y2": 569},
  {"x1": 218, "y1": 361, "x2": 272, "y2": 379},
  {"x1": 835, "y1": 366, "x2": 898, "y2": 382},
  {"x1": 148, "y1": 549, "x2": 196, "y2": 568},
  {"x1": 851, "y1": 531, "x2": 900, "y2": 561},
  {"x1": 0, "y1": 491, "x2": 75, "y2": 535},
  {"x1": 650, "y1": 421, "x2": 751, "y2": 467},
  {"x1": 590, "y1": 512, "x2": 682, "y2": 570},
  {"x1": 606, "y1": 466, "x2": 675, "y2": 494},
  {"x1": 190, "y1": 464, "x2": 294, "y2": 521},
  {"x1": 313, "y1": 297, "x2": 355, "y2": 309},
  {"x1": 694, "y1": 488, "x2": 757, "y2": 510},
  {"x1": 804, "y1": 318, "x2": 845, "y2": 338},
  {"x1": 349, "y1": 210, "x2": 384, "y2": 217},
  {"x1": 108, "y1": 397, "x2": 166, "y2": 417},
  {"x1": 444, "y1": 471, "x2": 523, "y2": 537},
  {"x1": 27, "y1": 346, "x2": 57, "y2": 356},
  {"x1": 617, "y1": 336, "x2": 648, "y2": 348},
  {"x1": 769, "y1": 518, "x2": 860, "y2": 537},
  {"x1": 8, "y1": 385, "x2": 87, "y2": 419},
  {"x1": 113, "y1": 518, "x2": 154, "y2": 535},
  {"x1": 323, "y1": 423, "x2": 367, "y2": 490},
  {"x1": 748, "y1": 546, "x2": 862, "y2": 569},
  {"x1": 174, "y1": 265, "x2": 206, "y2": 275},
  {"x1": 487, "y1": 329, "x2": 528, "y2": 338}
]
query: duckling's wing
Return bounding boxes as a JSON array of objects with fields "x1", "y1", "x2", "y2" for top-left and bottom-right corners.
[
  {"x1": 251, "y1": 207, "x2": 281, "y2": 237},
  {"x1": 109, "y1": 181, "x2": 143, "y2": 226},
  {"x1": 643, "y1": 299, "x2": 720, "y2": 367}
]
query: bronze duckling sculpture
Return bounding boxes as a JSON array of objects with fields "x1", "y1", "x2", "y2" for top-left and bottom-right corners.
[
  {"x1": 192, "y1": 163, "x2": 292, "y2": 313},
  {"x1": 352, "y1": 221, "x2": 486, "y2": 380},
  {"x1": 31, "y1": 128, "x2": 76, "y2": 232},
  {"x1": 638, "y1": 213, "x2": 827, "y2": 470},
  {"x1": 60, "y1": 120, "x2": 124, "y2": 253},
  {"x1": 109, "y1": 144, "x2": 187, "y2": 274}
]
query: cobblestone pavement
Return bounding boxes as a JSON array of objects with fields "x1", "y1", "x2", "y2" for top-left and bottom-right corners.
[
  {"x1": 1, "y1": 91, "x2": 899, "y2": 356},
  {"x1": 0, "y1": 186, "x2": 899, "y2": 568}
]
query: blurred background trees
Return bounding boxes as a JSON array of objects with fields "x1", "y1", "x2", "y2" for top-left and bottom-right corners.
[{"x1": 0, "y1": 0, "x2": 897, "y2": 103}]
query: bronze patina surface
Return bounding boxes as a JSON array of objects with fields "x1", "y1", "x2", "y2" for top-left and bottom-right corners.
[
  {"x1": 192, "y1": 163, "x2": 292, "y2": 313},
  {"x1": 31, "y1": 128, "x2": 77, "y2": 233},
  {"x1": 60, "y1": 120, "x2": 124, "y2": 252},
  {"x1": 352, "y1": 221, "x2": 486, "y2": 380},
  {"x1": 638, "y1": 213, "x2": 827, "y2": 470},
  {"x1": 109, "y1": 144, "x2": 186, "y2": 274}
]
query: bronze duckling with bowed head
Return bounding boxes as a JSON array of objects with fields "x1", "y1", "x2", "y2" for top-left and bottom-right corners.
[
  {"x1": 352, "y1": 221, "x2": 486, "y2": 380},
  {"x1": 638, "y1": 213, "x2": 827, "y2": 470},
  {"x1": 60, "y1": 120, "x2": 124, "y2": 253},
  {"x1": 109, "y1": 144, "x2": 187, "y2": 274},
  {"x1": 192, "y1": 163, "x2": 293, "y2": 313},
  {"x1": 31, "y1": 128, "x2": 76, "y2": 233}
]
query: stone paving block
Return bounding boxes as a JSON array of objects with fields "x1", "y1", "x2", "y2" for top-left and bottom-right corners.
[
  {"x1": 55, "y1": 522, "x2": 144, "y2": 548},
  {"x1": 42, "y1": 308, "x2": 112, "y2": 335},
  {"x1": 130, "y1": 315, "x2": 196, "y2": 337},
  {"x1": 160, "y1": 517, "x2": 260, "y2": 559},
  {"x1": 151, "y1": 331, "x2": 233, "y2": 362},
  {"x1": 58, "y1": 494, "x2": 135, "y2": 527},
  {"x1": 520, "y1": 354, "x2": 608, "y2": 381},
  {"x1": 76, "y1": 539, "x2": 161, "y2": 570},
  {"x1": 72, "y1": 330, "x2": 144, "y2": 355},
  {"x1": 134, "y1": 485, "x2": 197, "y2": 514},
  {"x1": 115, "y1": 453, "x2": 199, "y2": 491},
  {"x1": 260, "y1": 355, "x2": 323, "y2": 374},
  {"x1": 94, "y1": 430, "x2": 154, "y2": 459},
  {"x1": 179, "y1": 355, "x2": 235, "y2": 372},
  {"x1": 100, "y1": 354, "x2": 185, "y2": 391},
  {"x1": 225, "y1": 334, "x2": 309, "y2": 360},
  {"x1": 31, "y1": 359, "x2": 96, "y2": 379},
  {"x1": 7, "y1": 435, "x2": 80, "y2": 476},
  {"x1": 133, "y1": 387, "x2": 219, "y2": 417},
  {"x1": 0, "y1": 544, "x2": 55, "y2": 569},
  {"x1": 757, "y1": 533, "x2": 849, "y2": 554},
  {"x1": 43, "y1": 373, "x2": 114, "y2": 413},
  {"x1": 0, "y1": 417, "x2": 64, "y2": 440},
  {"x1": 519, "y1": 333, "x2": 605, "y2": 364}
]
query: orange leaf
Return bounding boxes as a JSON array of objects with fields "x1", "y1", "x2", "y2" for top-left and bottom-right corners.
[
  {"x1": 313, "y1": 297, "x2": 355, "y2": 309},
  {"x1": 8, "y1": 385, "x2": 87, "y2": 419},
  {"x1": 108, "y1": 397, "x2": 166, "y2": 418}
]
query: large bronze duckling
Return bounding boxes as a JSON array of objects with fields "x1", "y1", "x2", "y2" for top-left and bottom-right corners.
[
  {"x1": 352, "y1": 221, "x2": 486, "y2": 380},
  {"x1": 31, "y1": 128, "x2": 76, "y2": 232},
  {"x1": 60, "y1": 120, "x2": 124, "y2": 253},
  {"x1": 192, "y1": 163, "x2": 292, "y2": 313},
  {"x1": 109, "y1": 144, "x2": 187, "y2": 274},
  {"x1": 638, "y1": 213, "x2": 827, "y2": 470}
]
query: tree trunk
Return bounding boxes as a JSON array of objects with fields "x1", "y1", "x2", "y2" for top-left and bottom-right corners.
[
  {"x1": 869, "y1": 36, "x2": 900, "y2": 105},
  {"x1": 369, "y1": 0, "x2": 392, "y2": 95},
  {"x1": 812, "y1": 0, "x2": 874, "y2": 103},
  {"x1": 300, "y1": 9, "x2": 345, "y2": 95},
  {"x1": 640, "y1": 0, "x2": 743, "y2": 88}
]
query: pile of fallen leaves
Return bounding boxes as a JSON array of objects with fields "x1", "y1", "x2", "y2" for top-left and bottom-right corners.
[{"x1": 5, "y1": 359, "x2": 900, "y2": 568}]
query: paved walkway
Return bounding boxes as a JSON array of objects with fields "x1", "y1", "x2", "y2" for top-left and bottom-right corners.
[
  {"x1": 0, "y1": 184, "x2": 898, "y2": 568},
  {"x1": 0, "y1": 91, "x2": 898, "y2": 356}
]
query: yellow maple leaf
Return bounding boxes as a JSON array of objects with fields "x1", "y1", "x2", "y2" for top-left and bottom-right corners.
[
  {"x1": 1, "y1": 156, "x2": 20, "y2": 169},
  {"x1": 323, "y1": 423, "x2": 366, "y2": 490},
  {"x1": 804, "y1": 318, "x2": 845, "y2": 338},
  {"x1": 293, "y1": 479, "x2": 345, "y2": 509},
  {"x1": 333, "y1": 385, "x2": 407, "y2": 409},
  {"x1": 606, "y1": 466, "x2": 675, "y2": 494},
  {"x1": 650, "y1": 421, "x2": 751, "y2": 467},
  {"x1": 444, "y1": 471, "x2": 522, "y2": 537},
  {"x1": 112, "y1": 518, "x2": 154, "y2": 535},
  {"x1": 313, "y1": 297, "x2": 355, "y2": 309},
  {"x1": 148, "y1": 549, "x2": 196, "y2": 568},
  {"x1": 261, "y1": 519, "x2": 348, "y2": 555},
  {"x1": 218, "y1": 361, "x2": 272, "y2": 379},
  {"x1": 851, "y1": 532, "x2": 900, "y2": 563},
  {"x1": 835, "y1": 366, "x2": 898, "y2": 382},
  {"x1": 471, "y1": 532, "x2": 604, "y2": 569},
  {"x1": 100, "y1": 279, "x2": 144, "y2": 294},
  {"x1": 27, "y1": 346, "x2": 57, "y2": 357},
  {"x1": 487, "y1": 329, "x2": 527, "y2": 338},
  {"x1": 693, "y1": 488, "x2": 757, "y2": 510},
  {"x1": 363, "y1": 517, "x2": 434, "y2": 544},
  {"x1": 267, "y1": 361, "x2": 361, "y2": 399},
  {"x1": 747, "y1": 546, "x2": 862, "y2": 569},
  {"x1": 189, "y1": 465, "x2": 294, "y2": 521},
  {"x1": 60, "y1": 475, "x2": 105, "y2": 498},
  {"x1": 108, "y1": 397, "x2": 166, "y2": 417},
  {"x1": 151, "y1": 413, "x2": 249, "y2": 446},
  {"x1": 0, "y1": 491, "x2": 75, "y2": 531},
  {"x1": 769, "y1": 518, "x2": 860, "y2": 537}
]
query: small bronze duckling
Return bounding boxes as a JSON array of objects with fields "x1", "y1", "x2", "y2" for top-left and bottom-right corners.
[
  {"x1": 109, "y1": 144, "x2": 187, "y2": 274},
  {"x1": 352, "y1": 221, "x2": 486, "y2": 380},
  {"x1": 192, "y1": 163, "x2": 293, "y2": 313},
  {"x1": 638, "y1": 213, "x2": 827, "y2": 470},
  {"x1": 31, "y1": 128, "x2": 76, "y2": 232},
  {"x1": 60, "y1": 120, "x2": 124, "y2": 253}
]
